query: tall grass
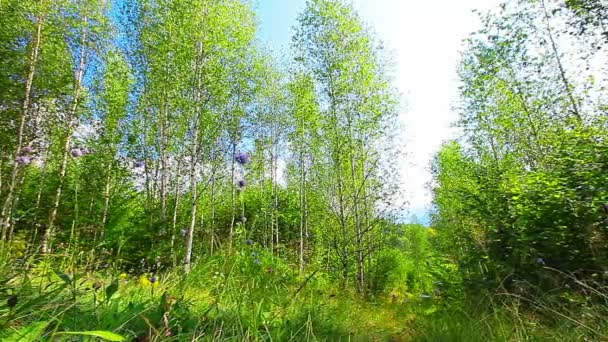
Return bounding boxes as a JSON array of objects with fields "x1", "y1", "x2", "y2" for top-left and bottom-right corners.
[
  {"x1": 3, "y1": 248, "x2": 608, "y2": 341},
  {"x1": 0, "y1": 249, "x2": 412, "y2": 341},
  {"x1": 412, "y1": 269, "x2": 608, "y2": 342}
]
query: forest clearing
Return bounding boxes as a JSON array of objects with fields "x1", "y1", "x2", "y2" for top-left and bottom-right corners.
[{"x1": 1, "y1": 0, "x2": 608, "y2": 340}]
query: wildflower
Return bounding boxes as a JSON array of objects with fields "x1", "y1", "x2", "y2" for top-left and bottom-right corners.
[
  {"x1": 21, "y1": 146, "x2": 33, "y2": 154},
  {"x1": 235, "y1": 152, "x2": 250, "y2": 165},
  {"x1": 134, "y1": 161, "x2": 145, "y2": 168},
  {"x1": 253, "y1": 259, "x2": 261, "y2": 265},
  {"x1": 246, "y1": 239, "x2": 253, "y2": 245},
  {"x1": 139, "y1": 275, "x2": 151, "y2": 286},
  {"x1": 71, "y1": 148, "x2": 83, "y2": 158},
  {"x1": 237, "y1": 179, "x2": 247, "y2": 188},
  {"x1": 15, "y1": 156, "x2": 31, "y2": 166},
  {"x1": 7, "y1": 295, "x2": 17, "y2": 308},
  {"x1": 150, "y1": 276, "x2": 157, "y2": 284}
]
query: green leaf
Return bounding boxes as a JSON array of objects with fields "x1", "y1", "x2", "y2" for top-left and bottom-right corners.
[
  {"x1": 55, "y1": 331, "x2": 125, "y2": 341},
  {"x1": 105, "y1": 279, "x2": 119, "y2": 302},
  {"x1": 3, "y1": 321, "x2": 49, "y2": 342},
  {"x1": 53, "y1": 269, "x2": 72, "y2": 285}
]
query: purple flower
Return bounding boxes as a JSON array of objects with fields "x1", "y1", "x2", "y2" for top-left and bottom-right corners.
[
  {"x1": 21, "y1": 146, "x2": 33, "y2": 154},
  {"x1": 150, "y1": 276, "x2": 157, "y2": 283},
  {"x1": 15, "y1": 156, "x2": 31, "y2": 166},
  {"x1": 246, "y1": 239, "x2": 253, "y2": 245},
  {"x1": 134, "y1": 161, "x2": 145, "y2": 168},
  {"x1": 71, "y1": 148, "x2": 83, "y2": 158},
  {"x1": 253, "y1": 259, "x2": 261, "y2": 265},
  {"x1": 235, "y1": 152, "x2": 251, "y2": 165},
  {"x1": 237, "y1": 179, "x2": 247, "y2": 188}
]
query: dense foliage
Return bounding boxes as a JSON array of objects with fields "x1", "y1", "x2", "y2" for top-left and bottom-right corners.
[
  {"x1": 432, "y1": 0, "x2": 608, "y2": 325},
  {"x1": 0, "y1": 0, "x2": 400, "y2": 286},
  {"x1": 1, "y1": 0, "x2": 608, "y2": 340}
]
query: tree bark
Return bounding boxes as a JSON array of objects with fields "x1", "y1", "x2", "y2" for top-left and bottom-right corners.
[{"x1": 185, "y1": 40, "x2": 205, "y2": 273}]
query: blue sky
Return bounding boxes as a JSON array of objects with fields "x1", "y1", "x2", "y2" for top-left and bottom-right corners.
[{"x1": 255, "y1": 0, "x2": 502, "y2": 223}]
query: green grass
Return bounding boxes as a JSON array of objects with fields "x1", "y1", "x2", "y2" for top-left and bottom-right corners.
[
  {"x1": 2, "y1": 250, "x2": 608, "y2": 341},
  {"x1": 411, "y1": 292, "x2": 608, "y2": 342},
  {"x1": 0, "y1": 250, "x2": 414, "y2": 341}
]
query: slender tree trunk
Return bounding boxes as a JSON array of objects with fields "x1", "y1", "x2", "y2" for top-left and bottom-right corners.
[
  {"x1": 6, "y1": 176, "x2": 26, "y2": 245},
  {"x1": 100, "y1": 170, "x2": 112, "y2": 238},
  {"x1": 229, "y1": 143, "x2": 236, "y2": 250},
  {"x1": 362, "y1": 169, "x2": 372, "y2": 292},
  {"x1": 352, "y1": 162, "x2": 364, "y2": 294},
  {"x1": 159, "y1": 41, "x2": 173, "y2": 238},
  {"x1": 32, "y1": 148, "x2": 50, "y2": 245},
  {"x1": 170, "y1": 165, "x2": 181, "y2": 266},
  {"x1": 1, "y1": 14, "x2": 45, "y2": 240},
  {"x1": 299, "y1": 150, "x2": 305, "y2": 272},
  {"x1": 184, "y1": 145, "x2": 198, "y2": 272},
  {"x1": 327, "y1": 73, "x2": 349, "y2": 286},
  {"x1": 144, "y1": 147, "x2": 154, "y2": 234},
  {"x1": 0, "y1": 158, "x2": 3, "y2": 199},
  {"x1": 68, "y1": 167, "x2": 80, "y2": 251},
  {"x1": 159, "y1": 119, "x2": 168, "y2": 234},
  {"x1": 209, "y1": 158, "x2": 216, "y2": 254},
  {"x1": 42, "y1": 17, "x2": 88, "y2": 253},
  {"x1": 185, "y1": 40, "x2": 204, "y2": 272},
  {"x1": 541, "y1": 0, "x2": 582, "y2": 122},
  {"x1": 502, "y1": 65, "x2": 544, "y2": 166},
  {"x1": 158, "y1": 108, "x2": 168, "y2": 244},
  {"x1": 347, "y1": 114, "x2": 364, "y2": 293},
  {"x1": 271, "y1": 146, "x2": 279, "y2": 255}
]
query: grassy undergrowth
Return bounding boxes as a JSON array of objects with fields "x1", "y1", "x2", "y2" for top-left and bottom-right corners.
[
  {"x1": 2, "y1": 248, "x2": 608, "y2": 341},
  {"x1": 0, "y1": 249, "x2": 416, "y2": 341},
  {"x1": 412, "y1": 282, "x2": 608, "y2": 342}
]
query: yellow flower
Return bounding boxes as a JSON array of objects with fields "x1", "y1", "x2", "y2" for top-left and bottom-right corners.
[
  {"x1": 139, "y1": 275, "x2": 151, "y2": 287},
  {"x1": 139, "y1": 275, "x2": 159, "y2": 287}
]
